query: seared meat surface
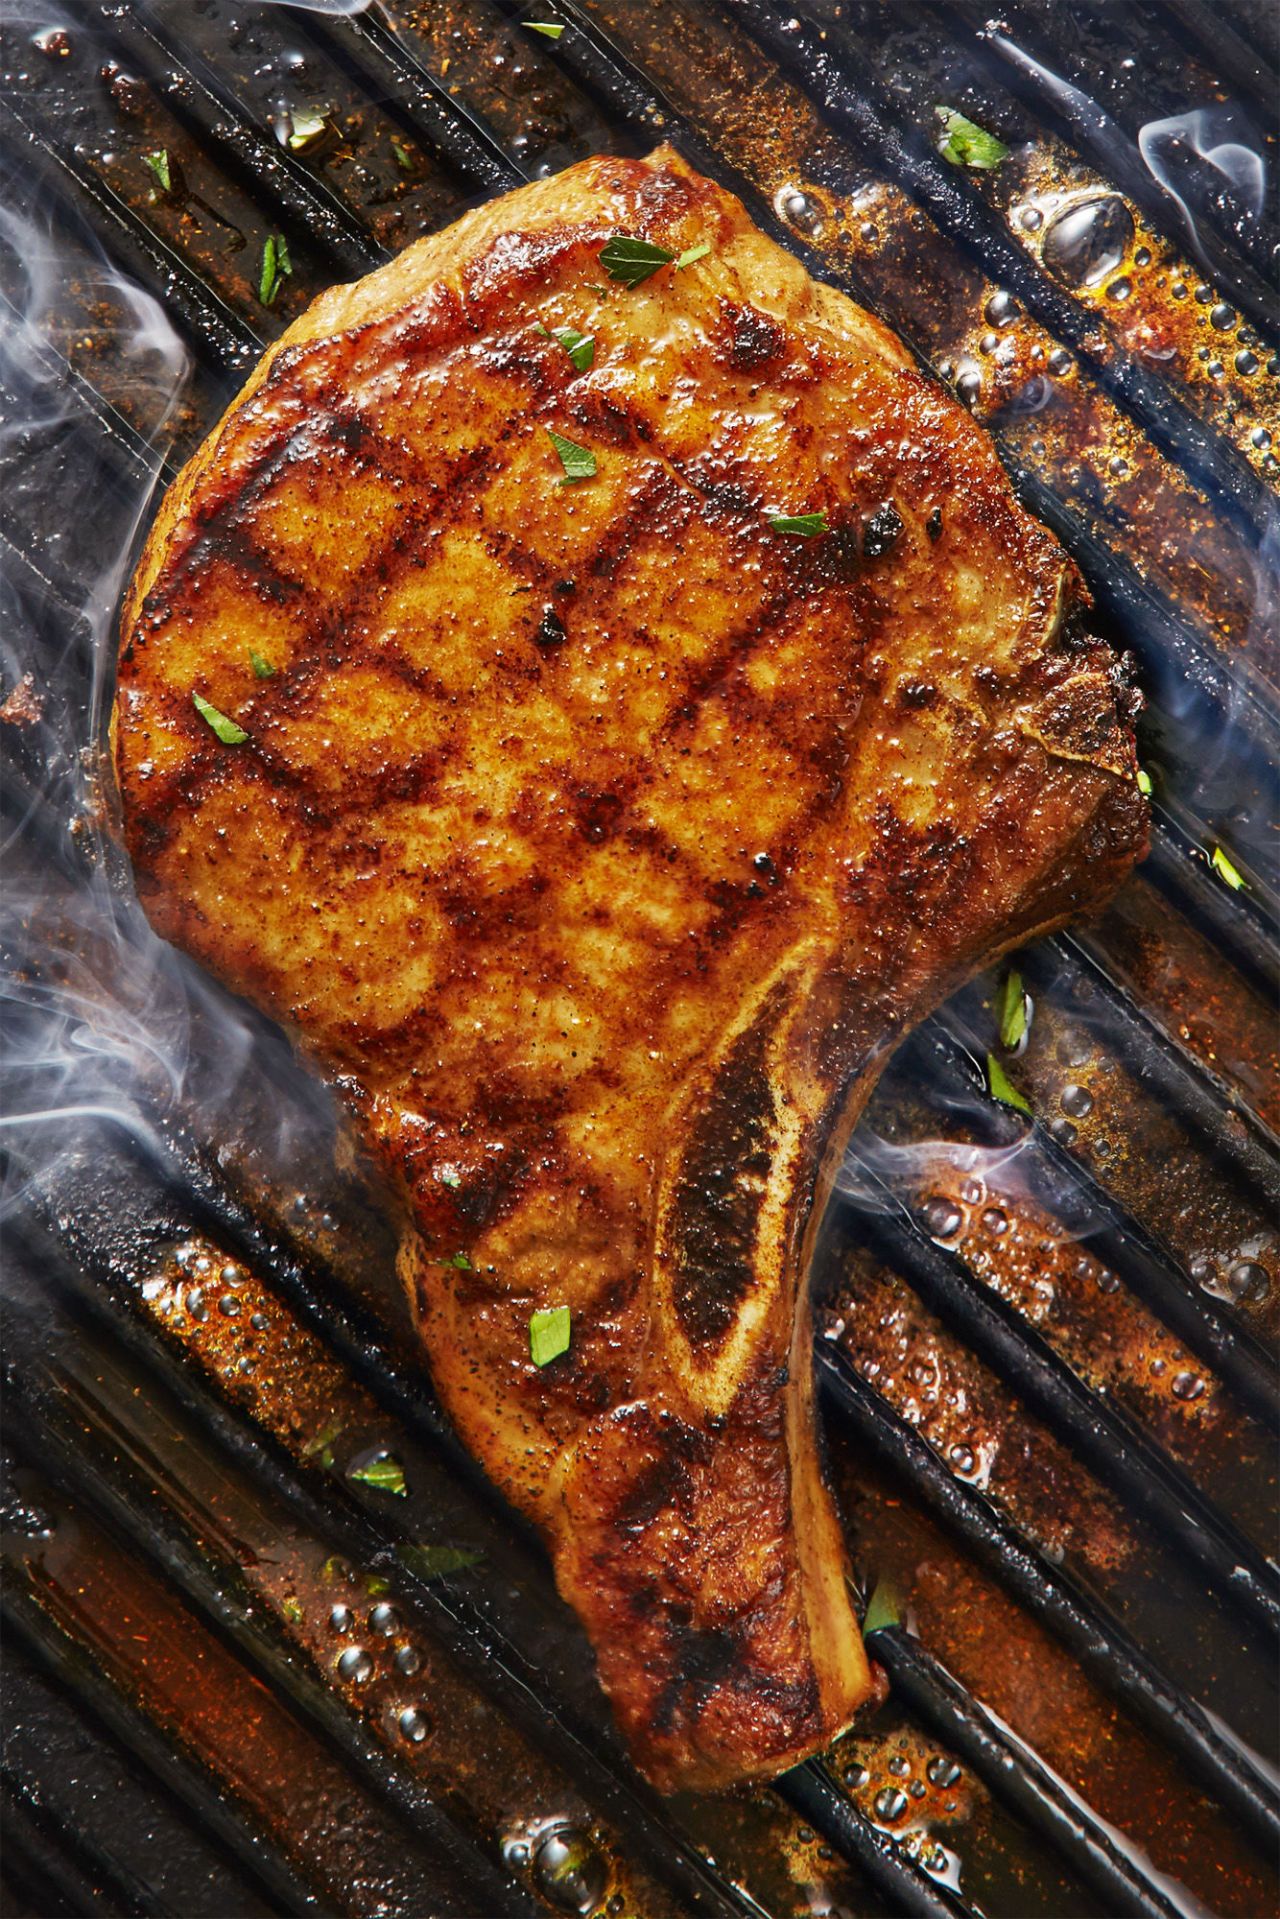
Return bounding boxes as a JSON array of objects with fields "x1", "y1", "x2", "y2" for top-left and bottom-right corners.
[{"x1": 115, "y1": 147, "x2": 1146, "y2": 1791}]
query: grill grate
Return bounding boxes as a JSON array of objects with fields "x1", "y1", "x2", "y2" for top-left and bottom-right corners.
[{"x1": 2, "y1": 2, "x2": 1277, "y2": 1916}]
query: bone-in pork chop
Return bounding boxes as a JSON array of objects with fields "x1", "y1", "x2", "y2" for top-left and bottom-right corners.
[{"x1": 114, "y1": 146, "x2": 1147, "y2": 1791}]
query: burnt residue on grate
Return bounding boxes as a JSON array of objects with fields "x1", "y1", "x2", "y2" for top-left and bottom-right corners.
[{"x1": 2, "y1": 2, "x2": 1279, "y2": 1917}]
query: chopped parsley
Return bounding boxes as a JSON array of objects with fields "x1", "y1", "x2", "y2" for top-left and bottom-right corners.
[
  {"x1": 529, "y1": 1304, "x2": 571, "y2": 1367},
  {"x1": 525, "y1": 19, "x2": 565, "y2": 36},
  {"x1": 348, "y1": 1454, "x2": 407, "y2": 1497},
  {"x1": 249, "y1": 649, "x2": 276, "y2": 679},
  {"x1": 439, "y1": 1168, "x2": 461, "y2": 1189},
  {"x1": 997, "y1": 968, "x2": 1029, "y2": 1051},
  {"x1": 192, "y1": 691, "x2": 248, "y2": 744},
  {"x1": 441, "y1": 1250, "x2": 472, "y2": 1270},
  {"x1": 675, "y1": 242, "x2": 711, "y2": 270},
  {"x1": 768, "y1": 510, "x2": 828, "y2": 537},
  {"x1": 286, "y1": 110, "x2": 329, "y2": 154},
  {"x1": 536, "y1": 321, "x2": 595, "y2": 373},
  {"x1": 303, "y1": 1417, "x2": 346, "y2": 1467},
  {"x1": 599, "y1": 234, "x2": 676, "y2": 286},
  {"x1": 545, "y1": 425, "x2": 597, "y2": 484},
  {"x1": 936, "y1": 107, "x2": 1009, "y2": 170},
  {"x1": 391, "y1": 138, "x2": 415, "y2": 172},
  {"x1": 281, "y1": 1596, "x2": 305, "y2": 1624},
  {"x1": 862, "y1": 1579, "x2": 902, "y2": 1634},
  {"x1": 1136, "y1": 767, "x2": 1153, "y2": 797},
  {"x1": 986, "y1": 1052, "x2": 1032, "y2": 1115},
  {"x1": 1210, "y1": 845, "x2": 1247, "y2": 891},
  {"x1": 397, "y1": 1543, "x2": 482, "y2": 1579},
  {"x1": 143, "y1": 149, "x2": 171, "y2": 193},
  {"x1": 258, "y1": 232, "x2": 292, "y2": 308}
]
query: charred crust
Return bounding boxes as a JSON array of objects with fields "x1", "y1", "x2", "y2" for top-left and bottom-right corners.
[
  {"x1": 572, "y1": 786, "x2": 626, "y2": 844},
  {"x1": 808, "y1": 523, "x2": 864, "y2": 586},
  {"x1": 861, "y1": 501, "x2": 904, "y2": 559},
  {"x1": 715, "y1": 299, "x2": 786, "y2": 372},
  {"x1": 669, "y1": 1017, "x2": 776, "y2": 1349},
  {"x1": 534, "y1": 604, "x2": 567, "y2": 649}
]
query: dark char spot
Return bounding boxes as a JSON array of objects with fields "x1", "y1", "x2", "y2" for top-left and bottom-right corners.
[
  {"x1": 535, "y1": 604, "x2": 567, "y2": 649},
  {"x1": 862, "y1": 502, "x2": 904, "y2": 559}
]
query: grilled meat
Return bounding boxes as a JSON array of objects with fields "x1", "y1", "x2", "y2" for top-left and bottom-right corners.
[{"x1": 114, "y1": 146, "x2": 1147, "y2": 1791}]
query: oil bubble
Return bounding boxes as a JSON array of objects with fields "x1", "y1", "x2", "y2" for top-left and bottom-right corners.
[
  {"x1": 1228, "y1": 1260, "x2": 1270, "y2": 1303},
  {"x1": 531, "y1": 1827, "x2": 610, "y2": 1913},
  {"x1": 1042, "y1": 195, "x2": 1134, "y2": 288},
  {"x1": 922, "y1": 1197, "x2": 963, "y2": 1241},
  {"x1": 984, "y1": 289, "x2": 1019, "y2": 326},
  {"x1": 874, "y1": 1787, "x2": 908, "y2": 1822},
  {"x1": 337, "y1": 1647, "x2": 373, "y2": 1682}
]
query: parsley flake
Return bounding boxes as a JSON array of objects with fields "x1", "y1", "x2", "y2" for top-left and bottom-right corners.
[
  {"x1": 391, "y1": 137, "x2": 415, "y2": 172},
  {"x1": 302, "y1": 1417, "x2": 345, "y2": 1467},
  {"x1": 348, "y1": 1454, "x2": 407, "y2": 1497},
  {"x1": 936, "y1": 107, "x2": 1009, "y2": 170},
  {"x1": 530, "y1": 1304, "x2": 571, "y2": 1367},
  {"x1": 258, "y1": 232, "x2": 293, "y2": 307},
  {"x1": 143, "y1": 148, "x2": 171, "y2": 193},
  {"x1": 862, "y1": 1580, "x2": 902, "y2": 1634},
  {"x1": 997, "y1": 968, "x2": 1029, "y2": 1051},
  {"x1": 249, "y1": 649, "x2": 276, "y2": 679},
  {"x1": 192, "y1": 691, "x2": 249, "y2": 744},
  {"x1": 397, "y1": 1543, "x2": 482, "y2": 1580},
  {"x1": 768, "y1": 510, "x2": 828, "y2": 537},
  {"x1": 675, "y1": 242, "x2": 711, "y2": 270},
  {"x1": 286, "y1": 110, "x2": 329, "y2": 154},
  {"x1": 281, "y1": 1596, "x2": 304, "y2": 1624},
  {"x1": 440, "y1": 1168, "x2": 461, "y2": 1189},
  {"x1": 441, "y1": 1250, "x2": 472, "y2": 1270},
  {"x1": 537, "y1": 321, "x2": 595, "y2": 373},
  {"x1": 525, "y1": 19, "x2": 564, "y2": 36},
  {"x1": 545, "y1": 426, "x2": 597, "y2": 484},
  {"x1": 1136, "y1": 767, "x2": 1153, "y2": 797},
  {"x1": 599, "y1": 234, "x2": 676, "y2": 287},
  {"x1": 1211, "y1": 845, "x2": 1247, "y2": 891},
  {"x1": 986, "y1": 1052, "x2": 1032, "y2": 1115}
]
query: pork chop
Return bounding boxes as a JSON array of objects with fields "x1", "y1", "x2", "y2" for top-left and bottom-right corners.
[{"x1": 114, "y1": 146, "x2": 1147, "y2": 1792}]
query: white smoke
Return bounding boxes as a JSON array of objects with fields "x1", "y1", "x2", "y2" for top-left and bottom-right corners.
[
  {"x1": 0, "y1": 173, "x2": 337, "y2": 1227},
  {"x1": 1138, "y1": 106, "x2": 1268, "y2": 257}
]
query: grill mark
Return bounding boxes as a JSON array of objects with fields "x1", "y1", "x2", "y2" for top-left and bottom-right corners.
[
  {"x1": 128, "y1": 428, "x2": 519, "y2": 830},
  {"x1": 669, "y1": 1009, "x2": 779, "y2": 1352},
  {"x1": 648, "y1": 1609, "x2": 822, "y2": 1741}
]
